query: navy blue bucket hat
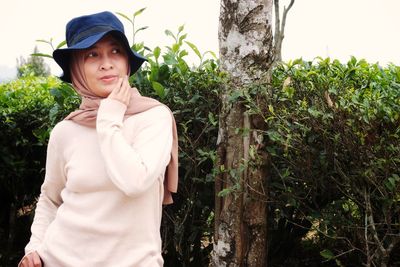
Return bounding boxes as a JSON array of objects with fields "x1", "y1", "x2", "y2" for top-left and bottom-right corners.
[{"x1": 53, "y1": 11, "x2": 147, "y2": 83}]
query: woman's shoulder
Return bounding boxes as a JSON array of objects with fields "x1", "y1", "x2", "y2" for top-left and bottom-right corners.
[
  {"x1": 146, "y1": 104, "x2": 171, "y2": 117},
  {"x1": 51, "y1": 119, "x2": 77, "y2": 133},
  {"x1": 49, "y1": 120, "x2": 90, "y2": 142},
  {"x1": 124, "y1": 105, "x2": 173, "y2": 133},
  {"x1": 131, "y1": 105, "x2": 172, "y2": 123}
]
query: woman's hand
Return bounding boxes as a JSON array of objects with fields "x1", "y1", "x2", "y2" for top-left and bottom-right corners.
[
  {"x1": 108, "y1": 75, "x2": 132, "y2": 106},
  {"x1": 19, "y1": 251, "x2": 42, "y2": 267}
]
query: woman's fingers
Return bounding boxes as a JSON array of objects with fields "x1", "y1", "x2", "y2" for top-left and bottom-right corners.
[
  {"x1": 19, "y1": 254, "x2": 31, "y2": 267},
  {"x1": 111, "y1": 77, "x2": 124, "y2": 95},
  {"x1": 32, "y1": 252, "x2": 43, "y2": 267},
  {"x1": 108, "y1": 75, "x2": 131, "y2": 106},
  {"x1": 19, "y1": 252, "x2": 42, "y2": 267},
  {"x1": 121, "y1": 76, "x2": 132, "y2": 101}
]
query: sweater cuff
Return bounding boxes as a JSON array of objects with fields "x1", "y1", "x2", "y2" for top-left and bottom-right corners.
[{"x1": 97, "y1": 98, "x2": 127, "y2": 126}]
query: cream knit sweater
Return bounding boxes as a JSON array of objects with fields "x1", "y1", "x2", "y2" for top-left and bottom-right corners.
[{"x1": 23, "y1": 99, "x2": 172, "y2": 267}]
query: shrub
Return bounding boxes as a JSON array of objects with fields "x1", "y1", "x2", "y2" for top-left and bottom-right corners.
[
  {"x1": 251, "y1": 57, "x2": 400, "y2": 267},
  {"x1": 0, "y1": 76, "x2": 65, "y2": 265}
]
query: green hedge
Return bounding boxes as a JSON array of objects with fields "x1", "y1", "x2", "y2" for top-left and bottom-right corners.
[
  {"x1": 256, "y1": 57, "x2": 400, "y2": 266},
  {"x1": 2, "y1": 55, "x2": 400, "y2": 266},
  {"x1": 0, "y1": 76, "x2": 62, "y2": 264}
]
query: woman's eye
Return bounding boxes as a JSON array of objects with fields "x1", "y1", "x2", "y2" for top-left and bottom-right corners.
[
  {"x1": 112, "y1": 48, "x2": 120, "y2": 54},
  {"x1": 86, "y1": 52, "x2": 97, "y2": 58}
]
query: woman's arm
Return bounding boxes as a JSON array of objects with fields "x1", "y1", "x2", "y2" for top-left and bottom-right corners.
[
  {"x1": 24, "y1": 126, "x2": 66, "y2": 253},
  {"x1": 96, "y1": 99, "x2": 173, "y2": 197}
]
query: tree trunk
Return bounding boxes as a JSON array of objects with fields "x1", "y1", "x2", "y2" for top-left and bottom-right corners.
[
  {"x1": 273, "y1": 0, "x2": 295, "y2": 62},
  {"x1": 212, "y1": 1, "x2": 274, "y2": 266}
]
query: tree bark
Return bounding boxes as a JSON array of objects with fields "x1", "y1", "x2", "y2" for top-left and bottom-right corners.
[{"x1": 212, "y1": 1, "x2": 274, "y2": 266}]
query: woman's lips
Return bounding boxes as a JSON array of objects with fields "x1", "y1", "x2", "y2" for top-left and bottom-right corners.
[{"x1": 100, "y1": 75, "x2": 118, "y2": 83}]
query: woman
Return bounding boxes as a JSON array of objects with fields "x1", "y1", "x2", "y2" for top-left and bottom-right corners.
[{"x1": 19, "y1": 11, "x2": 178, "y2": 267}]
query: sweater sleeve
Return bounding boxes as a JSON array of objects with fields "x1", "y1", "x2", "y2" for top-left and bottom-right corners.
[
  {"x1": 96, "y1": 98, "x2": 173, "y2": 197},
  {"x1": 25, "y1": 126, "x2": 66, "y2": 254}
]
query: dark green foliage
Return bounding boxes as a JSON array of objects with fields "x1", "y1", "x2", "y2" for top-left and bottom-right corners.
[
  {"x1": 250, "y1": 57, "x2": 400, "y2": 266},
  {"x1": 0, "y1": 77, "x2": 79, "y2": 266},
  {"x1": 0, "y1": 76, "x2": 66, "y2": 265}
]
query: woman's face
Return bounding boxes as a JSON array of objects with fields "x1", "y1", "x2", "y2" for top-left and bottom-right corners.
[{"x1": 81, "y1": 34, "x2": 129, "y2": 97}]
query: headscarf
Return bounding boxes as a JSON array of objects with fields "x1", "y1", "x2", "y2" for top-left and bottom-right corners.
[{"x1": 64, "y1": 52, "x2": 178, "y2": 204}]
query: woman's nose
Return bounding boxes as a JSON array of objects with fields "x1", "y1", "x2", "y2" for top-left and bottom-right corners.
[{"x1": 100, "y1": 56, "x2": 113, "y2": 70}]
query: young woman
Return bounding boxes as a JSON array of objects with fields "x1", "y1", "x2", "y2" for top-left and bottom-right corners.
[{"x1": 19, "y1": 11, "x2": 178, "y2": 267}]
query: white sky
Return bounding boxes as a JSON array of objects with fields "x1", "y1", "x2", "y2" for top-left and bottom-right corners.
[{"x1": 0, "y1": 0, "x2": 399, "y2": 81}]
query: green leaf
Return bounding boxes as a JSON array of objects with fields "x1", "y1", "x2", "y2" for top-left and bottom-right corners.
[
  {"x1": 283, "y1": 86, "x2": 295, "y2": 98},
  {"x1": 151, "y1": 81, "x2": 166, "y2": 99},
  {"x1": 31, "y1": 53, "x2": 53, "y2": 59},
  {"x1": 172, "y1": 43, "x2": 180, "y2": 53},
  {"x1": 306, "y1": 71, "x2": 318, "y2": 77},
  {"x1": 185, "y1": 41, "x2": 201, "y2": 59},
  {"x1": 208, "y1": 112, "x2": 217, "y2": 126},
  {"x1": 132, "y1": 42, "x2": 144, "y2": 52},
  {"x1": 218, "y1": 188, "x2": 232, "y2": 197},
  {"x1": 164, "y1": 29, "x2": 176, "y2": 41},
  {"x1": 385, "y1": 174, "x2": 400, "y2": 191},
  {"x1": 228, "y1": 90, "x2": 243, "y2": 102},
  {"x1": 56, "y1": 40, "x2": 67, "y2": 49},
  {"x1": 35, "y1": 39, "x2": 51, "y2": 45},
  {"x1": 320, "y1": 249, "x2": 335, "y2": 260},
  {"x1": 163, "y1": 54, "x2": 178, "y2": 65},
  {"x1": 116, "y1": 12, "x2": 132, "y2": 23},
  {"x1": 307, "y1": 107, "x2": 322, "y2": 118},
  {"x1": 292, "y1": 58, "x2": 303, "y2": 66},
  {"x1": 133, "y1": 7, "x2": 146, "y2": 18},
  {"x1": 179, "y1": 50, "x2": 188, "y2": 58},
  {"x1": 205, "y1": 50, "x2": 217, "y2": 59},
  {"x1": 178, "y1": 33, "x2": 187, "y2": 45},
  {"x1": 153, "y1": 46, "x2": 161, "y2": 60},
  {"x1": 266, "y1": 130, "x2": 282, "y2": 142},
  {"x1": 268, "y1": 104, "x2": 274, "y2": 114},
  {"x1": 135, "y1": 26, "x2": 149, "y2": 34},
  {"x1": 158, "y1": 64, "x2": 170, "y2": 81}
]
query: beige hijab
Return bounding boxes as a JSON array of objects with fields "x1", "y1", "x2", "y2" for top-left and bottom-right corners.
[{"x1": 64, "y1": 53, "x2": 178, "y2": 204}]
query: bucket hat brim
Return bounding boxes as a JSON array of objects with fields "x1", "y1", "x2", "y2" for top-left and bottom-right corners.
[{"x1": 53, "y1": 30, "x2": 146, "y2": 83}]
